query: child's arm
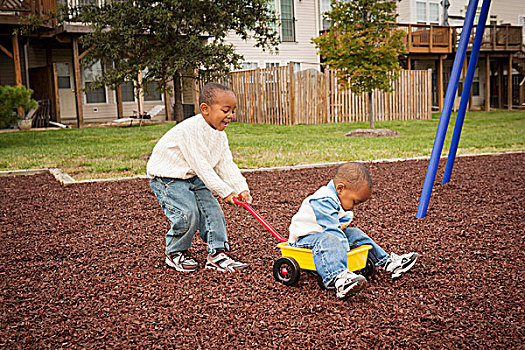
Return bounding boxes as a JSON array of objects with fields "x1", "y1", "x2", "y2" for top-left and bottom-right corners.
[
  {"x1": 215, "y1": 139, "x2": 250, "y2": 199},
  {"x1": 310, "y1": 197, "x2": 346, "y2": 237}
]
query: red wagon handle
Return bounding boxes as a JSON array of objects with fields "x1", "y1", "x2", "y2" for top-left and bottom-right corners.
[{"x1": 232, "y1": 195, "x2": 288, "y2": 243}]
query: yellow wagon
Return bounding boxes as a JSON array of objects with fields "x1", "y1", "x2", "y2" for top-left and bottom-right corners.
[{"x1": 233, "y1": 196, "x2": 376, "y2": 287}]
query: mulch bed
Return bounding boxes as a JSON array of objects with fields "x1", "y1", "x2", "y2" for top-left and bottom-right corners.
[{"x1": 1, "y1": 153, "x2": 523, "y2": 349}]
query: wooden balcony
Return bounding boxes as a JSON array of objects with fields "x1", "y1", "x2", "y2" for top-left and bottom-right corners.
[
  {"x1": 0, "y1": 0, "x2": 57, "y2": 27},
  {"x1": 397, "y1": 23, "x2": 523, "y2": 55},
  {"x1": 454, "y1": 25, "x2": 523, "y2": 52},
  {"x1": 397, "y1": 23, "x2": 453, "y2": 54}
]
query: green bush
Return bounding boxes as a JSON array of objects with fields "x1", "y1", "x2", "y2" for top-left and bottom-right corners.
[{"x1": 0, "y1": 85, "x2": 38, "y2": 129}]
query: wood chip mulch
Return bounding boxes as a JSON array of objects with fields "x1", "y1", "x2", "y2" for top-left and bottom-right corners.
[{"x1": 1, "y1": 153, "x2": 523, "y2": 349}]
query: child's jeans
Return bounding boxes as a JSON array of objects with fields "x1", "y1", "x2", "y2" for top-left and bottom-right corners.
[
  {"x1": 289, "y1": 227, "x2": 389, "y2": 287},
  {"x1": 149, "y1": 176, "x2": 229, "y2": 256}
]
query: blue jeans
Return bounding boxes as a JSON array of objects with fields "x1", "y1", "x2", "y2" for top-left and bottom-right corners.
[
  {"x1": 150, "y1": 176, "x2": 229, "y2": 256},
  {"x1": 289, "y1": 227, "x2": 389, "y2": 286}
]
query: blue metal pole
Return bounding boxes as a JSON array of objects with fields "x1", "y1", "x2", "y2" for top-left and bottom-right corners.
[
  {"x1": 416, "y1": 0, "x2": 479, "y2": 219},
  {"x1": 442, "y1": 0, "x2": 491, "y2": 185}
]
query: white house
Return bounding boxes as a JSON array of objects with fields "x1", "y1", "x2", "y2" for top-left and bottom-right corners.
[
  {"x1": 226, "y1": 0, "x2": 322, "y2": 72},
  {"x1": 395, "y1": 0, "x2": 525, "y2": 109}
]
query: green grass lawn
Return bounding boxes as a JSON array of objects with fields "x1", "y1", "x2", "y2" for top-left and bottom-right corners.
[{"x1": 0, "y1": 110, "x2": 523, "y2": 180}]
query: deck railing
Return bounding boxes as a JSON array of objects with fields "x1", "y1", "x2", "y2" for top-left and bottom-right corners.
[
  {"x1": 396, "y1": 23, "x2": 523, "y2": 54},
  {"x1": 0, "y1": 0, "x2": 56, "y2": 15},
  {"x1": 453, "y1": 25, "x2": 523, "y2": 51},
  {"x1": 0, "y1": 0, "x2": 56, "y2": 25},
  {"x1": 397, "y1": 23, "x2": 453, "y2": 54}
]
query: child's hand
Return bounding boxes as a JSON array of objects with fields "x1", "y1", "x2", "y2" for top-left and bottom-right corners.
[
  {"x1": 224, "y1": 193, "x2": 236, "y2": 205},
  {"x1": 240, "y1": 190, "x2": 252, "y2": 204}
]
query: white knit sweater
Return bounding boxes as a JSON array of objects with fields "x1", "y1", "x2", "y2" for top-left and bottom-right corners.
[{"x1": 146, "y1": 114, "x2": 249, "y2": 198}]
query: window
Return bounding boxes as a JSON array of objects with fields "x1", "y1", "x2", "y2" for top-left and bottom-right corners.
[
  {"x1": 267, "y1": 0, "x2": 277, "y2": 33},
  {"x1": 121, "y1": 81, "x2": 135, "y2": 102},
  {"x1": 241, "y1": 61, "x2": 258, "y2": 71},
  {"x1": 280, "y1": 0, "x2": 295, "y2": 42},
  {"x1": 416, "y1": 2, "x2": 427, "y2": 24},
  {"x1": 56, "y1": 62, "x2": 71, "y2": 89},
  {"x1": 265, "y1": 62, "x2": 280, "y2": 68},
  {"x1": 429, "y1": 3, "x2": 439, "y2": 24},
  {"x1": 417, "y1": 1, "x2": 440, "y2": 25},
  {"x1": 144, "y1": 81, "x2": 162, "y2": 101},
  {"x1": 83, "y1": 61, "x2": 106, "y2": 104},
  {"x1": 320, "y1": 0, "x2": 332, "y2": 30}
]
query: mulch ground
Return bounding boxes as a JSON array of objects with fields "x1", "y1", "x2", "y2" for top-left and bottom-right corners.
[{"x1": 1, "y1": 153, "x2": 523, "y2": 349}]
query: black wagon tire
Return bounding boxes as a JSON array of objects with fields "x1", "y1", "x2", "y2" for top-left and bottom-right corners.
[
  {"x1": 356, "y1": 256, "x2": 377, "y2": 280},
  {"x1": 273, "y1": 257, "x2": 301, "y2": 286}
]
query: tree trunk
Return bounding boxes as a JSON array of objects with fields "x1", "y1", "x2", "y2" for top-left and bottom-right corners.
[
  {"x1": 368, "y1": 91, "x2": 374, "y2": 129},
  {"x1": 174, "y1": 73, "x2": 184, "y2": 122}
]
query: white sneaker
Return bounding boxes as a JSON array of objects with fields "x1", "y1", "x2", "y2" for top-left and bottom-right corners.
[
  {"x1": 205, "y1": 251, "x2": 248, "y2": 272},
  {"x1": 334, "y1": 269, "x2": 367, "y2": 299},
  {"x1": 165, "y1": 251, "x2": 199, "y2": 272},
  {"x1": 383, "y1": 252, "x2": 419, "y2": 278}
]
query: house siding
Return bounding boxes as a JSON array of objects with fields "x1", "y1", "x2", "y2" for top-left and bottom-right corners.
[
  {"x1": 397, "y1": 0, "x2": 412, "y2": 23},
  {"x1": 226, "y1": 0, "x2": 320, "y2": 70},
  {"x1": 47, "y1": 48, "x2": 167, "y2": 123},
  {"x1": 490, "y1": 0, "x2": 525, "y2": 26}
]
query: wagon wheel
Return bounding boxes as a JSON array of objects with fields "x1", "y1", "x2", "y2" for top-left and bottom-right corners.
[
  {"x1": 356, "y1": 256, "x2": 377, "y2": 280},
  {"x1": 273, "y1": 257, "x2": 301, "y2": 286}
]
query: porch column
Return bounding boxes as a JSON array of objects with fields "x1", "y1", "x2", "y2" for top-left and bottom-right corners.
[
  {"x1": 498, "y1": 62, "x2": 503, "y2": 109},
  {"x1": 52, "y1": 62, "x2": 61, "y2": 122},
  {"x1": 485, "y1": 54, "x2": 490, "y2": 111},
  {"x1": 438, "y1": 55, "x2": 444, "y2": 111},
  {"x1": 72, "y1": 36, "x2": 84, "y2": 127},
  {"x1": 507, "y1": 54, "x2": 512, "y2": 110},
  {"x1": 12, "y1": 34, "x2": 22, "y2": 86},
  {"x1": 12, "y1": 34, "x2": 24, "y2": 116}
]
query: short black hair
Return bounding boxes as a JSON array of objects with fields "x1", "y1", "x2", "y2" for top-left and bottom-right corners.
[
  {"x1": 199, "y1": 82, "x2": 233, "y2": 106},
  {"x1": 334, "y1": 162, "x2": 373, "y2": 191}
]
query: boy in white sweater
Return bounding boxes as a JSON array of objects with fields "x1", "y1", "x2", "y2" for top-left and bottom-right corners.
[
  {"x1": 147, "y1": 83, "x2": 251, "y2": 272},
  {"x1": 288, "y1": 162, "x2": 418, "y2": 299}
]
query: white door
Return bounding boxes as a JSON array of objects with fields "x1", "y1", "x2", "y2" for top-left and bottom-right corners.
[{"x1": 56, "y1": 62, "x2": 77, "y2": 119}]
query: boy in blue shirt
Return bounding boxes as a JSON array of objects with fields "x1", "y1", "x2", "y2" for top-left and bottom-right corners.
[{"x1": 288, "y1": 162, "x2": 418, "y2": 299}]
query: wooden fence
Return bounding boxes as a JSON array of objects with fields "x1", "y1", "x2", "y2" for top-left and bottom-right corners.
[{"x1": 222, "y1": 66, "x2": 432, "y2": 125}]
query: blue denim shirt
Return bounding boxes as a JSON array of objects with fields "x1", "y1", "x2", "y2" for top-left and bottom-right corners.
[{"x1": 309, "y1": 180, "x2": 352, "y2": 237}]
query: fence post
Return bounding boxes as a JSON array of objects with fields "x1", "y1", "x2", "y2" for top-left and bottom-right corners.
[{"x1": 289, "y1": 63, "x2": 296, "y2": 125}]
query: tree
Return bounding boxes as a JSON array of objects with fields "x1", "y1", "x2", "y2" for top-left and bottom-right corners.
[
  {"x1": 61, "y1": 0, "x2": 279, "y2": 122},
  {"x1": 313, "y1": 0, "x2": 406, "y2": 129}
]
